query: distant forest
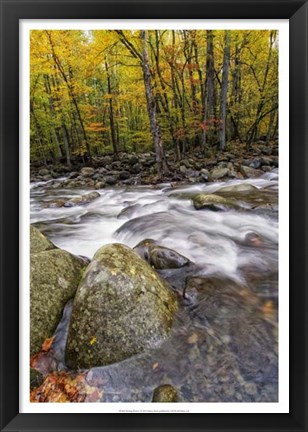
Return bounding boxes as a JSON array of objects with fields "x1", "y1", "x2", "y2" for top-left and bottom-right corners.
[{"x1": 30, "y1": 30, "x2": 278, "y2": 174}]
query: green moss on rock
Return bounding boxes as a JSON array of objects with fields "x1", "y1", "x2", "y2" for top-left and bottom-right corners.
[
  {"x1": 30, "y1": 249, "x2": 86, "y2": 355},
  {"x1": 152, "y1": 384, "x2": 178, "y2": 402},
  {"x1": 66, "y1": 243, "x2": 178, "y2": 369},
  {"x1": 192, "y1": 193, "x2": 235, "y2": 211},
  {"x1": 30, "y1": 225, "x2": 55, "y2": 254}
]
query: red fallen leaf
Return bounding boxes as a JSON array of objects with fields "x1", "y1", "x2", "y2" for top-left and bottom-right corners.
[{"x1": 41, "y1": 336, "x2": 55, "y2": 352}]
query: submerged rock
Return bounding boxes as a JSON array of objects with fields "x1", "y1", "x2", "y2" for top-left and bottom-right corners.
[
  {"x1": 192, "y1": 193, "x2": 235, "y2": 211},
  {"x1": 66, "y1": 243, "x2": 177, "y2": 369},
  {"x1": 64, "y1": 191, "x2": 100, "y2": 207},
  {"x1": 152, "y1": 384, "x2": 178, "y2": 402},
  {"x1": 30, "y1": 248, "x2": 86, "y2": 355},
  {"x1": 216, "y1": 183, "x2": 258, "y2": 193}
]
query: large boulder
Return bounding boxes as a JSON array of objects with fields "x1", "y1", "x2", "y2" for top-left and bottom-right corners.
[
  {"x1": 66, "y1": 243, "x2": 177, "y2": 369},
  {"x1": 30, "y1": 225, "x2": 56, "y2": 254},
  {"x1": 30, "y1": 248, "x2": 86, "y2": 355}
]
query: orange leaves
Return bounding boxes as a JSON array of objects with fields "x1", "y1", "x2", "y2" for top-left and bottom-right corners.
[
  {"x1": 187, "y1": 333, "x2": 199, "y2": 344},
  {"x1": 30, "y1": 371, "x2": 104, "y2": 403},
  {"x1": 86, "y1": 122, "x2": 109, "y2": 133},
  {"x1": 42, "y1": 336, "x2": 55, "y2": 352}
]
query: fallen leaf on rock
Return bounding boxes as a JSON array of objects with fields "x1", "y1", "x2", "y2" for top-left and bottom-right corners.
[
  {"x1": 261, "y1": 301, "x2": 274, "y2": 315},
  {"x1": 41, "y1": 336, "x2": 55, "y2": 352},
  {"x1": 89, "y1": 336, "x2": 97, "y2": 345},
  {"x1": 187, "y1": 333, "x2": 198, "y2": 344}
]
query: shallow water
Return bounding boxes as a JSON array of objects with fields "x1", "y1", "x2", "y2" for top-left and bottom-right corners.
[{"x1": 30, "y1": 171, "x2": 279, "y2": 402}]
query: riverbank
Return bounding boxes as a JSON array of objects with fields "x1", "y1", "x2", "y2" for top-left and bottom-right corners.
[{"x1": 30, "y1": 141, "x2": 278, "y2": 189}]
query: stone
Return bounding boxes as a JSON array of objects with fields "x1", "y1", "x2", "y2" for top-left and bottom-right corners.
[
  {"x1": 105, "y1": 175, "x2": 117, "y2": 185},
  {"x1": 64, "y1": 191, "x2": 100, "y2": 207},
  {"x1": 249, "y1": 158, "x2": 262, "y2": 169},
  {"x1": 240, "y1": 166, "x2": 262, "y2": 178},
  {"x1": 152, "y1": 384, "x2": 178, "y2": 402},
  {"x1": 38, "y1": 167, "x2": 49, "y2": 176},
  {"x1": 216, "y1": 183, "x2": 258, "y2": 194},
  {"x1": 80, "y1": 167, "x2": 95, "y2": 177},
  {"x1": 30, "y1": 225, "x2": 55, "y2": 254},
  {"x1": 211, "y1": 167, "x2": 229, "y2": 180},
  {"x1": 46, "y1": 199, "x2": 66, "y2": 208},
  {"x1": 119, "y1": 170, "x2": 130, "y2": 180},
  {"x1": 133, "y1": 239, "x2": 158, "y2": 260},
  {"x1": 147, "y1": 245, "x2": 190, "y2": 269},
  {"x1": 30, "y1": 249, "x2": 86, "y2": 355},
  {"x1": 65, "y1": 243, "x2": 177, "y2": 369},
  {"x1": 200, "y1": 168, "x2": 210, "y2": 181},
  {"x1": 192, "y1": 193, "x2": 234, "y2": 211}
]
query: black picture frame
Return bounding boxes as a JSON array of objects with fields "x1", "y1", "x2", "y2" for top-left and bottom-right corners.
[{"x1": 0, "y1": 0, "x2": 307, "y2": 431}]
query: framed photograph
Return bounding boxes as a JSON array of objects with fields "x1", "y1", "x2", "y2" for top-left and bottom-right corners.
[{"x1": 0, "y1": 0, "x2": 307, "y2": 431}]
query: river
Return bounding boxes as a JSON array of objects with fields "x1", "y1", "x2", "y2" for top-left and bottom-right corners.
[{"x1": 30, "y1": 170, "x2": 279, "y2": 402}]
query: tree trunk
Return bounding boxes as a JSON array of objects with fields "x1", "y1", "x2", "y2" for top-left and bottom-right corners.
[
  {"x1": 140, "y1": 30, "x2": 167, "y2": 176},
  {"x1": 219, "y1": 30, "x2": 231, "y2": 151},
  {"x1": 62, "y1": 124, "x2": 71, "y2": 167},
  {"x1": 105, "y1": 60, "x2": 118, "y2": 155},
  {"x1": 202, "y1": 30, "x2": 216, "y2": 151}
]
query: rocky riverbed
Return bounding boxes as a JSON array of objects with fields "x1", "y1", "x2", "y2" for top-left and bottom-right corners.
[{"x1": 29, "y1": 169, "x2": 279, "y2": 403}]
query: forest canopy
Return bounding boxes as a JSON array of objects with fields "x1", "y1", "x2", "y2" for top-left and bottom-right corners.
[{"x1": 30, "y1": 29, "x2": 278, "y2": 173}]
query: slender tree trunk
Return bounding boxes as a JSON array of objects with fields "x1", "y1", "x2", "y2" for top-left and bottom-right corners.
[
  {"x1": 105, "y1": 60, "x2": 118, "y2": 155},
  {"x1": 140, "y1": 30, "x2": 167, "y2": 176},
  {"x1": 62, "y1": 124, "x2": 71, "y2": 167},
  {"x1": 230, "y1": 40, "x2": 242, "y2": 140},
  {"x1": 202, "y1": 30, "x2": 216, "y2": 151},
  {"x1": 219, "y1": 30, "x2": 231, "y2": 151}
]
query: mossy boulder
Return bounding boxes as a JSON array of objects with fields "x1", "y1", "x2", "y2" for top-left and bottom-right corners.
[
  {"x1": 192, "y1": 193, "x2": 235, "y2": 211},
  {"x1": 65, "y1": 243, "x2": 177, "y2": 369},
  {"x1": 152, "y1": 384, "x2": 178, "y2": 402},
  {"x1": 30, "y1": 249, "x2": 86, "y2": 355},
  {"x1": 30, "y1": 225, "x2": 55, "y2": 254}
]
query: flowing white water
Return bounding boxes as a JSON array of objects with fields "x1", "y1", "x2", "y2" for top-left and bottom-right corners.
[{"x1": 30, "y1": 172, "x2": 278, "y2": 283}]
